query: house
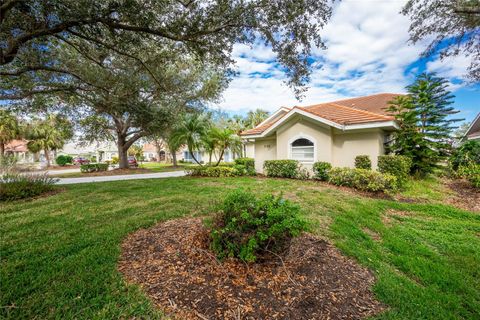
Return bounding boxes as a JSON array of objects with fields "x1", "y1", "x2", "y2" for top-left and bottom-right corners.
[
  {"x1": 58, "y1": 141, "x2": 97, "y2": 159},
  {"x1": 464, "y1": 113, "x2": 480, "y2": 142},
  {"x1": 4, "y1": 139, "x2": 37, "y2": 163},
  {"x1": 241, "y1": 93, "x2": 400, "y2": 173}
]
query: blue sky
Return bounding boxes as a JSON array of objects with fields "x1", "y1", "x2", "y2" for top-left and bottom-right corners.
[{"x1": 212, "y1": 0, "x2": 479, "y2": 124}]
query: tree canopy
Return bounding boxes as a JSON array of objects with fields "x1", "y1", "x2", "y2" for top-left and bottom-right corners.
[
  {"x1": 402, "y1": 0, "x2": 480, "y2": 81},
  {"x1": 0, "y1": 0, "x2": 333, "y2": 100}
]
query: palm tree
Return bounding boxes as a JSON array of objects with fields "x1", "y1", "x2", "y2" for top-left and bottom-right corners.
[
  {"x1": 0, "y1": 110, "x2": 21, "y2": 159},
  {"x1": 211, "y1": 128, "x2": 240, "y2": 166},
  {"x1": 26, "y1": 115, "x2": 73, "y2": 167},
  {"x1": 245, "y1": 109, "x2": 269, "y2": 129},
  {"x1": 171, "y1": 113, "x2": 209, "y2": 165},
  {"x1": 202, "y1": 128, "x2": 220, "y2": 165}
]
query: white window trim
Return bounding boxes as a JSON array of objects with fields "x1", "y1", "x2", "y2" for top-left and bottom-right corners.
[{"x1": 288, "y1": 133, "x2": 317, "y2": 163}]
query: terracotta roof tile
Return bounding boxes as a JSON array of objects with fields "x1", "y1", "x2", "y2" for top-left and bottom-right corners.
[
  {"x1": 241, "y1": 93, "x2": 400, "y2": 136},
  {"x1": 331, "y1": 93, "x2": 402, "y2": 115}
]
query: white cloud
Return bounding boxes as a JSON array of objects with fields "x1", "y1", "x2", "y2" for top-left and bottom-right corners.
[{"x1": 213, "y1": 0, "x2": 470, "y2": 113}]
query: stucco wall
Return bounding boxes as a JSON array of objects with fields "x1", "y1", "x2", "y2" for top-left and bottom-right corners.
[
  {"x1": 247, "y1": 115, "x2": 388, "y2": 173},
  {"x1": 275, "y1": 117, "x2": 332, "y2": 171},
  {"x1": 245, "y1": 142, "x2": 255, "y2": 158},
  {"x1": 254, "y1": 139, "x2": 276, "y2": 172},
  {"x1": 332, "y1": 130, "x2": 385, "y2": 169}
]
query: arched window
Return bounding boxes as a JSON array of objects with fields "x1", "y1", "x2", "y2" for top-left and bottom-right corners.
[{"x1": 290, "y1": 138, "x2": 314, "y2": 162}]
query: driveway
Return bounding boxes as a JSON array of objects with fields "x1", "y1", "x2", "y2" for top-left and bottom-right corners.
[{"x1": 56, "y1": 171, "x2": 186, "y2": 185}]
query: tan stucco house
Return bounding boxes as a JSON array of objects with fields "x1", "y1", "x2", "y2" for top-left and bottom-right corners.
[{"x1": 241, "y1": 93, "x2": 401, "y2": 173}]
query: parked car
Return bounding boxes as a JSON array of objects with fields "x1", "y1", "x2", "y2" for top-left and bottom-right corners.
[
  {"x1": 128, "y1": 156, "x2": 138, "y2": 168},
  {"x1": 73, "y1": 157, "x2": 90, "y2": 165}
]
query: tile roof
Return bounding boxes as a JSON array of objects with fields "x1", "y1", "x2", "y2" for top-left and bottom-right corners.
[
  {"x1": 330, "y1": 93, "x2": 402, "y2": 115},
  {"x1": 5, "y1": 139, "x2": 29, "y2": 153},
  {"x1": 241, "y1": 93, "x2": 400, "y2": 136}
]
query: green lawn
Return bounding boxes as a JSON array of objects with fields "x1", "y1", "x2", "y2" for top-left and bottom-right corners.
[
  {"x1": 1, "y1": 177, "x2": 479, "y2": 319},
  {"x1": 139, "y1": 162, "x2": 195, "y2": 172}
]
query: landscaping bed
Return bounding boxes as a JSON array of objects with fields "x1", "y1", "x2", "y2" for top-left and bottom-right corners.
[{"x1": 119, "y1": 218, "x2": 384, "y2": 320}]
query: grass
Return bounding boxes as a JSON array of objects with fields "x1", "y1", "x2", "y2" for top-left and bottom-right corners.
[
  {"x1": 139, "y1": 162, "x2": 195, "y2": 172},
  {"x1": 1, "y1": 177, "x2": 479, "y2": 319},
  {"x1": 400, "y1": 175, "x2": 453, "y2": 203}
]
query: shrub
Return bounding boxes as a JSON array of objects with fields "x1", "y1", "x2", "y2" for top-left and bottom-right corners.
[
  {"x1": 312, "y1": 161, "x2": 332, "y2": 181},
  {"x1": 55, "y1": 155, "x2": 73, "y2": 166},
  {"x1": 234, "y1": 157, "x2": 255, "y2": 170},
  {"x1": 0, "y1": 173, "x2": 58, "y2": 201},
  {"x1": 328, "y1": 167, "x2": 398, "y2": 194},
  {"x1": 186, "y1": 165, "x2": 237, "y2": 177},
  {"x1": 459, "y1": 163, "x2": 480, "y2": 189},
  {"x1": 263, "y1": 160, "x2": 299, "y2": 178},
  {"x1": 80, "y1": 163, "x2": 109, "y2": 173},
  {"x1": 355, "y1": 155, "x2": 372, "y2": 170},
  {"x1": 111, "y1": 156, "x2": 119, "y2": 165},
  {"x1": 449, "y1": 140, "x2": 480, "y2": 171},
  {"x1": 378, "y1": 155, "x2": 412, "y2": 187},
  {"x1": 210, "y1": 189, "x2": 307, "y2": 262}
]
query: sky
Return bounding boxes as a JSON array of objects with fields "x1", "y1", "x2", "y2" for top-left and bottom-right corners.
[{"x1": 212, "y1": 0, "x2": 480, "y2": 123}]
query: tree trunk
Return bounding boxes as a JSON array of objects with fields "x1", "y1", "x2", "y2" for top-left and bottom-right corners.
[
  {"x1": 117, "y1": 136, "x2": 129, "y2": 169},
  {"x1": 215, "y1": 148, "x2": 225, "y2": 166},
  {"x1": 209, "y1": 151, "x2": 212, "y2": 165},
  {"x1": 44, "y1": 148, "x2": 51, "y2": 167},
  {"x1": 171, "y1": 150, "x2": 178, "y2": 167},
  {"x1": 189, "y1": 147, "x2": 202, "y2": 165},
  {"x1": 0, "y1": 142, "x2": 4, "y2": 159}
]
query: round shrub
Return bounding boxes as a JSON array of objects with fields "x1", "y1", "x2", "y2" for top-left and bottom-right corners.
[
  {"x1": 263, "y1": 160, "x2": 299, "y2": 178},
  {"x1": 378, "y1": 155, "x2": 411, "y2": 187},
  {"x1": 55, "y1": 155, "x2": 73, "y2": 166},
  {"x1": 354, "y1": 155, "x2": 371, "y2": 170},
  {"x1": 209, "y1": 189, "x2": 307, "y2": 262},
  {"x1": 312, "y1": 161, "x2": 332, "y2": 181}
]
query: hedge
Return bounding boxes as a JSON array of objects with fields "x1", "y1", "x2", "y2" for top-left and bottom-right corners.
[
  {"x1": 355, "y1": 155, "x2": 371, "y2": 170},
  {"x1": 378, "y1": 155, "x2": 411, "y2": 187},
  {"x1": 263, "y1": 160, "x2": 299, "y2": 178},
  {"x1": 328, "y1": 167, "x2": 398, "y2": 194},
  {"x1": 312, "y1": 161, "x2": 331, "y2": 181},
  {"x1": 80, "y1": 163, "x2": 109, "y2": 173},
  {"x1": 186, "y1": 165, "x2": 244, "y2": 177}
]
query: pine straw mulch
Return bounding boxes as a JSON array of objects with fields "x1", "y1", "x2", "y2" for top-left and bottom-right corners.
[{"x1": 118, "y1": 218, "x2": 385, "y2": 320}]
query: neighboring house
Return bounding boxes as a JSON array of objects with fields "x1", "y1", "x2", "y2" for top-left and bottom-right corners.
[
  {"x1": 95, "y1": 142, "x2": 119, "y2": 162},
  {"x1": 142, "y1": 143, "x2": 157, "y2": 161},
  {"x1": 58, "y1": 142, "x2": 97, "y2": 159},
  {"x1": 4, "y1": 139, "x2": 37, "y2": 163},
  {"x1": 464, "y1": 113, "x2": 480, "y2": 142},
  {"x1": 241, "y1": 93, "x2": 401, "y2": 173}
]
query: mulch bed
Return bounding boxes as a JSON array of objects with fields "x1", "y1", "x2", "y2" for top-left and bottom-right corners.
[
  {"x1": 446, "y1": 179, "x2": 480, "y2": 212},
  {"x1": 119, "y1": 218, "x2": 385, "y2": 319}
]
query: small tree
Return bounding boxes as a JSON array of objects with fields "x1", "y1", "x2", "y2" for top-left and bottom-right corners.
[
  {"x1": 0, "y1": 110, "x2": 21, "y2": 159},
  {"x1": 386, "y1": 73, "x2": 462, "y2": 176}
]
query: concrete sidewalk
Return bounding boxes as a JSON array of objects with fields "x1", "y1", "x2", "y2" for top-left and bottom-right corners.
[{"x1": 56, "y1": 170, "x2": 186, "y2": 185}]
